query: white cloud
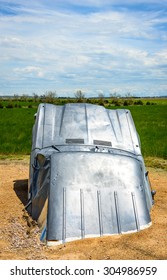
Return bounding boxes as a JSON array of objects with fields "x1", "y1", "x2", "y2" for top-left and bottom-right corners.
[
  {"x1": 14, "y1": 66, "x2": 45, "y2": 78},
  {"x1": 0, "y1": 36, "x2": 24, "y2": 47},
  {"x1": 0, "y1": 0, "x2": 167, "y2": 96}
]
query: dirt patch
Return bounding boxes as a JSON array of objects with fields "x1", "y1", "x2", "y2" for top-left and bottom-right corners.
[{"x1": 0, "y1": 159, "x2": 167, "y2": 260}]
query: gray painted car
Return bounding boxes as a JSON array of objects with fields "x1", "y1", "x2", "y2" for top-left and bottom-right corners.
[{"x1": 28, "y1": 103, "x2": 155, "y2": 245}]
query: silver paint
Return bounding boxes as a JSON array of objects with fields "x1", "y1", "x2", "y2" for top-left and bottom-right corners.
[{"x1": 28, "y1": 103, "x2": 154, "y2": 245}]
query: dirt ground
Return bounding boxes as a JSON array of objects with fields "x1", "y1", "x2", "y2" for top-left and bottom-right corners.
[{"x1": 0, "y1": 158, "x2": 167, "y2": 260}]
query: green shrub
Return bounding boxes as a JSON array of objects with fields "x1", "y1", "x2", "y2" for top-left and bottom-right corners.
[
  {"x1": 123, "y1": 100, "x2": 129, "y2": 106},
  {"x1": 6, "y1": 103, "x2": 14, "y2": 108},
  {"x1": 98, "y1": 100, "x2": 104, "y2": 106},
  {"x1": 111, "y1": 99, "x2": 121, "y2": 106},
  {"x1": 114, "y1": 100, "x2": 121, "y2": 106},
  {"x1": 134, "y1": 100, "x2": 143, "y2": 105}
]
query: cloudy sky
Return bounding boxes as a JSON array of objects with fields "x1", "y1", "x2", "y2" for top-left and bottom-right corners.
[{"x1": 0, "y1": 0, "x2": 167, "y2": 97}]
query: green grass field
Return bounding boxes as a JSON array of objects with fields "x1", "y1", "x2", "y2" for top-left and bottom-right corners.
[
  {"x1": 0, "y1": 100, "x2": 167, "y2": 160},
  {"x1": 126, "y1": 105, "x2": 167, "y2": 159},
  {"x1": 109, "y1": 104, "x2": 167, "y2": 159},
  {"x1": 0, "y1": 108, "x2": 36, "y2": 154}
]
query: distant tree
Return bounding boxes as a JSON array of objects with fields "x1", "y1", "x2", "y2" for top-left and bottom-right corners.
[
  {"x1": 98, "y1": 93, "x2": 104, "y2": 106},
  {"x1": 125, "y1": 92, "x2": 134, "y2": 98},
  {"x1": 20, "y1": 94, "x2": 28, "y2": 102},
  {"x1": 124, "y1": 92, "x2": 134, "y2": 105},
  {"x1": 74, "y1": 90, "x2": 85, "y2": 102},
  {"x1": 13, "y1": 94, "x2": 19, "y2": 101},
  {"x1": 110, "y1": 92, "x2": 120, "y2": 99},
  {"x1": 33, "y1": 93, "x2": 39, "y2": 102},
  {"x1": 45, "y1": 91, "x2": 57, "y2": 103}
]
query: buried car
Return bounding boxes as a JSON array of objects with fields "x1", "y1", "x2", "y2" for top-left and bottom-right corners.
[{"x1": 27, "y1": 103, "x2": 155, "y2": 245}]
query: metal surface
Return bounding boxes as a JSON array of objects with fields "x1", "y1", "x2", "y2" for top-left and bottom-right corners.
[{"x1": 28, "y1": 103, "x2": 153, "y2": 245}]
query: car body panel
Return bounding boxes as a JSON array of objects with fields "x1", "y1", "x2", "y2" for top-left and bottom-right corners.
[{"x1": 28, "y1": 103, "x2": 153, "y2": 245}]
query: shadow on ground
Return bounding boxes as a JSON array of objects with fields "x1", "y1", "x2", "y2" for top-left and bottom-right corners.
[{"x1": 13, "y1": 179, "x2": 28, "y2": 206}]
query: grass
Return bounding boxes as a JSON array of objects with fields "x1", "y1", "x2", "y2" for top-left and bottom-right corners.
[
  {"x1": 106, "y1": 104, "x2": 167, "y2": 159},
  {"x1": 0, "y1": 101, "x2": 167, "y2": 161},
  {"x1": 128, "y1": 105, "x2": 167, "y2": 159},
  {"x1": 0, "y1": 108, "x2": 36, "y2": 154}
]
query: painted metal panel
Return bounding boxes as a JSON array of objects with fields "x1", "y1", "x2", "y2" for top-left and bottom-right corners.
[{"x1": 28, "y1": 103, "x2": 154, "y2": 245}]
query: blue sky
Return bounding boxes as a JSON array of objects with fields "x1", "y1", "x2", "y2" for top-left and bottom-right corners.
[{"x1": 0, "y1": 0, "x2": 167, "y2": 97}]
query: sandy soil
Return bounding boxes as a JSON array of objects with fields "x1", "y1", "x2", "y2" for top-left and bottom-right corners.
[{"x1": 0, "y1": 159, "x2": 167, "y2": 260}]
